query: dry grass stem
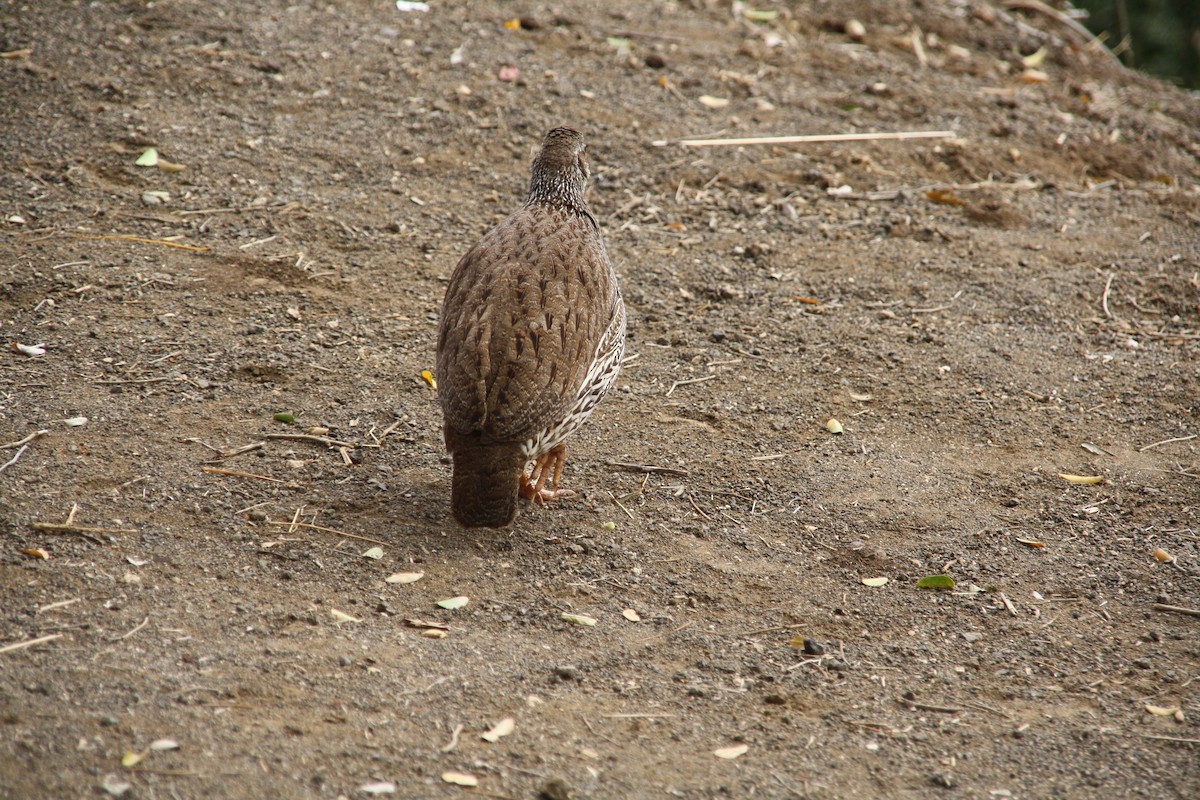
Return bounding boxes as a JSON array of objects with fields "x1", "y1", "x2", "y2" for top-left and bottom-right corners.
[
  {"x1": 653, "y1": 130, "x2": 956, "y2": 148},
  {"x1": 1138, "y1": 434, "x2": 1196, "y2": 452},
  {"x1": 263, "y1": 433, "x2": 359, "y2": 449},
  {"x1": 263, "y1": 520, "x2": 388, "y2": 546},
  {"x1": 202, "y1": 466, "x2": 288, "y2": 483},
  {"x1": 0, "y1": 633, "x2": 63, "y2": 655}
]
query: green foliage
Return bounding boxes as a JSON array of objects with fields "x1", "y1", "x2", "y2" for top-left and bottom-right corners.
[{"x1": 1076, "y1": 0, "x2": 1200, "y2": 88}]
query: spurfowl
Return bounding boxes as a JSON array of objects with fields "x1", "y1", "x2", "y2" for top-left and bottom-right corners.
[{"x1": 435, "y1": 127, "x2": 626, "y2": 528}]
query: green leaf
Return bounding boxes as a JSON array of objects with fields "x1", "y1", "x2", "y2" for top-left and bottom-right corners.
[
  {"x1": 436, "y1": 596, "x2": 469, "y2": 610},
  {"x1": 916, "y1": 574, "x2": 956, "y2": 590},
  {"x1": 134, "y1": 147, "x2": 159, "y2": 167},
  {"x1": 273, "y1": 412, "x2": 295, "y2": 424}
]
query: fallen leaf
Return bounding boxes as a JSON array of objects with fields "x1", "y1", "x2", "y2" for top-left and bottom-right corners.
[
  {"x1": 481, "y1": 717, "x2": 515, "y2": 742},
  {"x1": 503, "y1": 18, "x2": 521, "y2": 30},
  {"x1": 926, "y1": 189, "x2": 964, "y2": 206},
  {"x1": 622, "y1": 608, "x2": 641, "y2": 622},
  {"x1": 1021, "y1": 47, "x2": 1048, "y2": 68},
  {"x1": 1059, "y1": 473, "x2": 1103, "y2": 485},
  {"x1": 1019, "y1": 68, "x2": 1049, "y2": 83},
  {"x1": 386, "y1": 571, "x2": 424, "y2": 584},
  {"x1": 713, "y1": 744, "x2": 749, "y2": 759},
  {"x1": 795, "y1": 296, "x2": 822, "y2": 305},
  {"x1": 21, "y1": 548, "x2": 49, "y2": 559},
  {"x1": 273, "y1": 412, "x2": 296, "y2": 424},
  {"x1": 849, "y1": 391, "x2": 873, "y2": 401},
  {"x1": 403, "y1": 617, "x2": 449, "y2": 630},
  {"x1": 606, "y1": 36, "x2": 632, "y2": 49},
  {"x1": 63, "y1": 416, "x2": 88, "y2": 427},
  {"x1": 156, "y1": 159, "x2": 185, "y2": 173},
  {"x1": 358, "y1": 782, "x2": 396, "y2": 795},
  {"x1": 149, "y1": 738, "x2": 179, "y2": 751},
  {"x1": 331, "y1": 609, "x2": 361, "y2": 623},
  {"x1": 120, "y1": 750, "x2": 145, "y2": 767},
  {"x1": 742, "y1": 8, "x2": 778, "y2": 22},
  {"x1": 13, "y1": 342, "x2": 46, "y2": 356},
  {"x1": 1152, "y1": 548, "x2": 1174, "y2": 563},
  {"x1": 134, "y1": 147, "x2": 158, "y2": 167},
  {"x1": 1016, "y1": 538, "x2": 1044, "y2": 548},
  {"x1": 361, "y1": 546, "x2": 384, "y2": 560},
  {"x1": 1081, "y1": 442, "x2": 1109, "y2": 456},
  {"x1": 916, "y1": 574, "x2": 956, "y2": 590},
  {"x1": 1146, "y1": 704, "x2": 1180, "y2": 717},
  {"x1": 437, "y1": 596, "x2": 469, "y2": 610},
  {"x1": 420, "y1": 628, "x2": 448, "y2": 639},
  {"x1": 441, "y1": 771, "x2": 478, "y2": 787},
  {"x1": 861, "y1": 576, "x2": 889, "y2": 587},
  {"x1": 100, "y1": 775, "x2": 131, "y2": 797},
  {"x1": 396, "y1": 1, "x2": 430, "y2": 10},
  {"x1": 420, "y1": 369, "x2": 437, "y2": 389},
  {"x1": 826, "y1": 418, "x2": 844, "y2": 434},
  {"x1": 561, "y1": 613, "x2": 597, "y2": 627},
  {"x1": 601, "y1": 521, "x2": 616, "y2": 530},
  {"x1": 698, "y1": 95, "x2": 730, "y2": 108}
]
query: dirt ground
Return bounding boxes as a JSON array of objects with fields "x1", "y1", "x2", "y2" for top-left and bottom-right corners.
[{"x1": 2, "y1": 0, "x2": 1198, "y2": 798}]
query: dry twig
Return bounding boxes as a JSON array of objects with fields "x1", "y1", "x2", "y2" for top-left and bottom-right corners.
[
  {"x1": 1, "y1": 429, "x2": 49, "y2": 449},
  {"x1": 653, "y1": 130, "x2": 956, "y2": 148},
  {"x1": 1153, "y1": 603, "x2": 1200, "y2": 619},
  {"x1": 607, "y1": 461, "x2": 689, "y2": 476},
  {"x1": 0, "y1": 633, "x2": 63, "y2": 655},
  {"x1": 1138, "y1": 434, "x2": 1196, "y2": 452},
  {"x1": 263, "y1": 519, "x2": 388, "y2": 546},
  {"x1": 32, "y1": 504, "x2": 138, "y2": 537},
  {"x1": 202, "y1": 466, "x2": 288, "y2": 483},
  {"x1": 263, "y1": 433, "x2": 359, "y2": 449}
]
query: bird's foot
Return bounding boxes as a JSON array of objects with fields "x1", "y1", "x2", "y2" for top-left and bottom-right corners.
[{"x1": 520, "y1": 445, "x2": 574, "y2": 504}]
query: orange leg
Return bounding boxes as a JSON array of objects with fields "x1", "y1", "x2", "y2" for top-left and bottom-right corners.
[{"x1": 519, "y1": 444, "x2": 576, "y2": 504}]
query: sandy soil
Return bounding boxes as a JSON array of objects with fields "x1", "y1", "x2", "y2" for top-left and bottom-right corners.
[{"x1": 2, "y1": 1, "x2": 1198, "y2": 798}]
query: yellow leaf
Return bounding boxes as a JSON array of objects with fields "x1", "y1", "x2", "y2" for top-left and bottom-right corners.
[
  {"x1": 1145, "y1": 704, "x2": 1179, "y2": 716},
  {"x1": 826, "y1": 418, "x2": 843, "y2": 434},
  {"x1": 1021, "y1": 47, "x2": 1048, "y2": 68},
  {"x1": 561, "y1": 613, "x2": 597, "y2": 627},
  {"x1": 1059, "y1": 473, "x2": 1103, "y2": 485},
  {"x1": 481, "y1": 717, "x2": 515, "y2": 742},
  {"x1": 713, "y1": 744, "x2": 749, "y2": 759},
  {"x1": 503, "y1": 18, "x2": 521, "y2": 30},
  {"x1": 926, "y1": 189, "x2": 964, "y2": 206},
  {"x1": 441, "y1": 771, "x2": 478, "y2": 787},
  {"x1": 861, "y1": 576, "x2": 889, "y2": 587},
  {"x1": 1151, "y1": 548, "x2": 1174, "y2": 563},
  {"x1": 121, "y1": 750, "x2": 146, "y2": 767},
  {"x1": 420, "y1": 369, "x2": 437, "y2": 389}
]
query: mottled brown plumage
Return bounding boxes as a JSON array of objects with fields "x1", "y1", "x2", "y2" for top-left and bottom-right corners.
[{"x1": 436, "y1": 127, "x2": 626, "y2": 528}]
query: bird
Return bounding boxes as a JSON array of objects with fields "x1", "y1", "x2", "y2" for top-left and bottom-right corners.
[{"x1": 435, "y1": 127, "x2": 626, "y2": 528}]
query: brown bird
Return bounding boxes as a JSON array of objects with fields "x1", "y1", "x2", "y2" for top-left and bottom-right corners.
[{"x1": 435, "y1": 127, "x2": 626, "y2": 528}]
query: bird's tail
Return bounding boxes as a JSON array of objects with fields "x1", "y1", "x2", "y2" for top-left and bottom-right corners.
[{"x1": 450, "y1": 442, "x2": 526, "y2": 528}]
